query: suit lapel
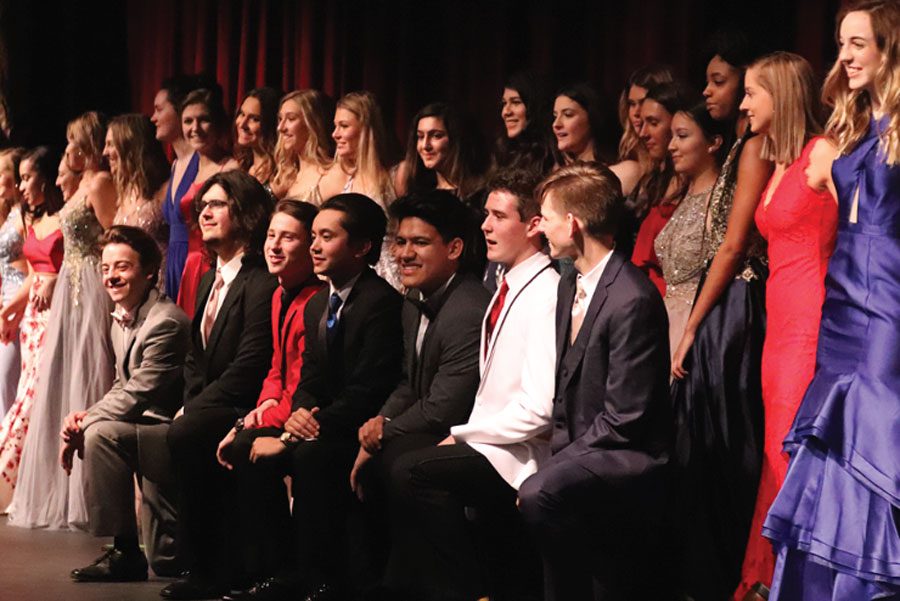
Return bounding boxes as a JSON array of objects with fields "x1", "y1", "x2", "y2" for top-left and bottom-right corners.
[
  {"x1": 555, "y1": 271, "x2": 576, "y2": 374},
  {"x1": 206, "y1": 268, "x2": 247, "y2": 354}
]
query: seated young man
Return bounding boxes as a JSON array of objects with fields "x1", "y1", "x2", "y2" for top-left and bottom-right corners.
[
  {"x1": 389, "y1": 168, "x2": 559, "y2": 601},
  {"x1": 162, "y1": 171, "x2": 278, "y2": 600},
  {"x1": 350, "y1": 190, "x2": 490, "y2": 589},
  {"x1": 61, "y1": 225, "x2": 191, "y2": 582},
  {"x1": 223, "y1": 193, "x2": 404, "y2": 601},
  {"x1": 213, "y1": 200, "x2": 323, "y2": 595},
  {"x1": 519, "y1": 162, "x2": 673, "y2": 601}
]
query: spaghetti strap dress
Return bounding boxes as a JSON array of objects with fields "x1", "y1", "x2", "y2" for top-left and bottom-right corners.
[{"x1": 162, "y1": 152, "x2": 200, "y2": 300}]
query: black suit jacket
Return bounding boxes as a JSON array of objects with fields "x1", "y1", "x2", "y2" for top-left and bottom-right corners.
[
  {"x1": 548, "y1": 251, "x2": 671, "y2": 483},
  {"x1": 292, "y1": 267, "x2": 403, "y2": 438},
  {"x1": 183, "y1": 255, "x2": 278, "y2": 412},
  {"x1": 378, "y1": 273, "x2": 491, "y2": 444}
]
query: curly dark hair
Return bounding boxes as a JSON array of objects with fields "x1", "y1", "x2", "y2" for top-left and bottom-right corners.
[
  {"x1": 100, "y1": 225, "x2": 163, "y2": 286},
  {"x1": 192, "y1": 170, "x2": 275, "y2": 257}
]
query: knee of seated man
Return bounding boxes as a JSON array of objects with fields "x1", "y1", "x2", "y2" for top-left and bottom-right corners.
[{"x1": 83, "y1": 420, "x2": 126, "y2": 457}]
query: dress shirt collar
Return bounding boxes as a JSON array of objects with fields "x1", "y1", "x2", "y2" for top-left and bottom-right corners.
[
  {"x1": 216, "y1": 251, "x2": 245, "y2": 288},
  {"x1": 575, "y1": 249, "x2": 613, "y2": 305},
  {"x1": 417, "y1": 273, "x2": 455, "y2": 313},
  {"x1": 503, "y1": 250, "x2": 552, "y2": 293},
  {"x1": 329, "y1": 272, "x2": 362, "y2": 304}
]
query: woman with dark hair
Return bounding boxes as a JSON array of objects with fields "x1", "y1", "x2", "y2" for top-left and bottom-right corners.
[
  {"x1": 234, "y1": 87, "x2": 281, "y2": 185},
  {"x1": 655, "y1": 97, "x2": 728, "y2": 355},
  {"x1": 176, "y1": 86, "x2": 241, "y2": 317},
  {"x1": 0, "y1": 147, "x2": 64, "y2": 514},
  {"x1": 105, "y1": 114, "x2": 170, "y2": 275},
  {"x1": 628, "y1": 80, "x2": 694, "y2": 296},
  {"x1": 493, "y1": 71, "x2": 555, "y2": 174},
  {"x1": 153, "y1": 74, "x2": 207, "y2": 300},
  {"x1": 269, "y1": 90, "x2": 335, "y2": 202}
]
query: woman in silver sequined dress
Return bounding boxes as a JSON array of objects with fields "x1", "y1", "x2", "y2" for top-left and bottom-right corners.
[
  {"x1": 8, "y1": 113, "x2": 118, "y2": 530},
  {"x1": 106, "y1": 114, "x2": 170, "y2": 282},
  {"x1": 0, "y1": 149, "x2": 27, "y2": 417},
  {"x1": 655, "y1": 98, "x2": 728, "y2": 357}
]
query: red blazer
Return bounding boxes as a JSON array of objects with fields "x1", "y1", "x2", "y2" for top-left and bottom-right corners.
[{"x1": 257, "y1": 280, "x2": 324, "y2": 428}]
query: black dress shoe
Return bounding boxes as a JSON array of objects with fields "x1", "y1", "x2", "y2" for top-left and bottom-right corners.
[
  {"x1": 301, "y1": 583, "x2": 342, "y2": 601},
  {"x1": 160, "y1": 575, "x2": 226, "y2": 600},
  {"x1": 71, "y1": 548, "x2": 148, "y2": 582},
  {"x1": 222, "y1": 577, "x2": 296, "y2": 601}
]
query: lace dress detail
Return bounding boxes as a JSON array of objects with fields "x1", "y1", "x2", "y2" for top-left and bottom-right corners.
[{"x1": 59, "y1": 196, "x2": 105, "y2": 306}]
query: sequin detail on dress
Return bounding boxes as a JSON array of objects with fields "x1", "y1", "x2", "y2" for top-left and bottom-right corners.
[{"x1": 59, "y1": 196, "x2": 105, "y2": 306}]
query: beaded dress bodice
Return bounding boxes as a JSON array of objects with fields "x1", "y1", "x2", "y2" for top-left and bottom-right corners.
[
  {"x1": 655, "y1": 188, "x2": 710, "y2": 304},
  {"x1": 0, "y1": 208, "x2": 24, "y2": 293},
  {"x1": 60, "y1": 195, "x2": 104, "y2": 304}
]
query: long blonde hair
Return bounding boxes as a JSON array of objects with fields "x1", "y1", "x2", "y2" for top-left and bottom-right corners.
[
  {"x1": 335, "y1": 91, "x2": 394, "y2": 201},
  {"x1": 108, "y1": 114, "x2": 169, "y2": 200},
  {"x1": 823, "y1": 0, "x2": 900, "y2": 164},
  {"x1": 271, "y1": 90, "x2": 335, "y2": 192},
  {"x1": 750, "y1": 52, "x2": 823, "y2": 164},
  {"x1": 617, "y1": 65, "x2": 674, "y2": 166},
  {"x1": 67, "y1": 111, "x2": 108, "y2": 171}
]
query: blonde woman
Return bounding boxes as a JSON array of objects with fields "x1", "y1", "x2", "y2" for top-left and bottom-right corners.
[
  {"x1": 269, "y1": 89, "x2": 335, "y2": 201},
  {"x1": 762, "y1": 2, "x2": 900, "y2": 600},
  {"x1": 0, "y1": 148, "x2": 27, "y2": 416},
  {"x1": 106, "y1": 114, "x2": 170, "y2": 262}
]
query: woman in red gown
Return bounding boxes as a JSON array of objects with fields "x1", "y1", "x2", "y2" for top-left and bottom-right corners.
[{"x1": 736, "y1": 52, "x2": 839, "y2": 599}]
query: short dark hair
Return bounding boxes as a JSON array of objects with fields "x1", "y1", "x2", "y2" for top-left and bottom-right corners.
[
  {"x1": 193, "y1": 170, "x2": 275, "y2": 256},
  {"x1": 319, "y1": 193, "x2": 386, "y2": 265},
  {"x1": 486, "y1": 167, "x2": 543, "y2": 220},
  {"x1": 100, "y1": 225, "x2": 163, "y2": 286},
  {"x1": 274, "y1": 199, "x2": 318, "y2": 237},
  {"x1": 389, "y1": 190, "x2": 470, "y2": 244}
]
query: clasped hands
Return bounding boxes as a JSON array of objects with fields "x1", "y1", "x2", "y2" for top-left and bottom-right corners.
[{"x1": 216, "y1": 401, "x2": 321, "y2": 470}]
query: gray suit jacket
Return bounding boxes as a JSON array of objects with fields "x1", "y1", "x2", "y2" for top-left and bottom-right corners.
[
  {"x1": 379, "y1": 273, "x2": 491, "y2": 443},
  {"x1": 81, "y1": 289, "x2": 191, "y2": 432}
]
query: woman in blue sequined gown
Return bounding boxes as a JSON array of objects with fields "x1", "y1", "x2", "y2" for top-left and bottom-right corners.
[{"x1": 763, "y1": 2, "x2": 900, "y2": 599}]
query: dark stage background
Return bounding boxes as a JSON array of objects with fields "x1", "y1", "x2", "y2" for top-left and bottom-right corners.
[{"x1": 4, "y1": 0, "x2": 842, "y2": 154}]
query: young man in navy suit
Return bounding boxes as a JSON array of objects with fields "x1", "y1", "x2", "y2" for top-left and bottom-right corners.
[{"x1": 519, "y1": 162, "x2": 673, "y2": 601}]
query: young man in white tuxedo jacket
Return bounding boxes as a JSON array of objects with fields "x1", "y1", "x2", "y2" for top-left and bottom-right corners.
[
  {"x1": 61, "y1": 226, "x2": 191, "y2": 582},
  {"x1": 389, "y1": 168, "x2": 558, "y2": 601}
]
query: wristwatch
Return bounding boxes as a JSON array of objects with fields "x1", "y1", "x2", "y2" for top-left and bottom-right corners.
[
  {"x1": 279, "y1": 431, "x2": 298, "y2": 446},
  {"x1": 234, "y1": 417, "x2": 244, "y2": 432}
]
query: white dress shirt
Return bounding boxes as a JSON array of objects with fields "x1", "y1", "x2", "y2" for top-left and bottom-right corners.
[{"x1": 201, "y1": 252, "x2": 244, "y2": 346}]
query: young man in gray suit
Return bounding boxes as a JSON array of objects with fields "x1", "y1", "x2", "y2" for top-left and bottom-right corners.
[
  {"x1": 519, "y1": 162, "x2": 673, "y2": 601},
  {"x1": 61, "y1": 225, "x2": 191, "y2": 582}
]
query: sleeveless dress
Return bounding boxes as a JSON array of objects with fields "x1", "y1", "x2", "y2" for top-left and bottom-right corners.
[
  {"x1": 175, "y1": 182, "x2": 207, "y2": 318},
  {"x1": 8, "y1": 196, "x2": 115, "y2": 530},
  {"x1": 735, "y1": 138, "x2": 838, "y2": 597},
  {"x1": 631, "y1": 201, "x2": 677, "y2": 297},
  {"x1": 0, "y1": 208, "x2": 25, "y2": 416},
  {"x1": 763, "y1": 118, "x2": 900, "y2": 600},
  {"x1": 0, "y1": 225, "x2": 63, "y2": 512},
  {"x1": 654, "y1": 188, "x2": 711, "y2": 356},
  {"x1": 670, "y1": 129, "x2": 769, "y2": 601},
  {"x1": 162, "y1": 152, "x2": 199, "y2": 300},
  {"x1": 114, "y1": 198, "x2": 169, "y2": 289}
]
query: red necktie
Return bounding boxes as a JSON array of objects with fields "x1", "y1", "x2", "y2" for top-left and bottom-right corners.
[{"x1": 485, "y1": 278, "x2": 508, "y2": 351}]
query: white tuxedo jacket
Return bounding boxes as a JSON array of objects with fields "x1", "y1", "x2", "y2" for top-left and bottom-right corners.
[{"x1": 451, "y1": 251, "x2": 558, "y2": 489}]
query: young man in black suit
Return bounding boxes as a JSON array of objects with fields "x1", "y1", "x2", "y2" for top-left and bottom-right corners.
[
  {"x1": 162, "y1": 171, "x2": 277, "y2": 600},
  {"x1": 518, "y1": 162, "x2": 674, "y2": 601}
]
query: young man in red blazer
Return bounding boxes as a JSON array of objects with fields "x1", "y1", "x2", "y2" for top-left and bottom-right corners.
[{"x1": 215, "y1": 199, "x2": 324, "y2": 593}]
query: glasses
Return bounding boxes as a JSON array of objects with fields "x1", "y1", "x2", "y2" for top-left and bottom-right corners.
[{"x1": 198, "y1": 198, "x2": 230, "y2": 212}]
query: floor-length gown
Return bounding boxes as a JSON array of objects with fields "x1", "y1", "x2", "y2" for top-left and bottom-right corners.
[
  {"x1": 162, "y1": 152, "x2": 199, "y2": 301},
  {"x1": 671, "y1": 129, "x2": 768, "y2": 601},
  {"x1": 0, "y1": 225, "x2": 63, "y2": 512},
  {"x1": 8, "y1": 196, "x2": 115, "y2": 529},
  {"x1": 763, "y1": 118, "x2": 900, "y2": 600},
  {"x1": 654, "y1": 188, "x2": 710, "y2": 356},
  {"x1": 0, "y1": 208, "x2": 25, "y2": 416},
  {"x1": 735, "y1": 137, "x2": 838, "y2": 598}
]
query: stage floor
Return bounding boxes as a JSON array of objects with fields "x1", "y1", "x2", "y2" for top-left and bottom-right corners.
[{"x1": 0, "y1": 516, "x2": 173, "y2": 600}]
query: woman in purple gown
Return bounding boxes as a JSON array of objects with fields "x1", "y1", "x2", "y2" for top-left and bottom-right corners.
[{"x1": 763, "y1": 2, "x2": 900, "y2": 599}]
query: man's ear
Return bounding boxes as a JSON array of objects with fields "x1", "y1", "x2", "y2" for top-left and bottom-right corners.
[
  {"x1": 352, "y1": 239, "x2": 373, "y2": 261},
  {"x1": 447, "y1": 237, "x2": 464, "y2": 261},
  {"x1": 524, "y1": 214, "x2": 542, "y2": 238}
]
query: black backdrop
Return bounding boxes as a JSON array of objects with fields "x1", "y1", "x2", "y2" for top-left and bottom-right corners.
[{"x1": 5, "y1": 0, "x2": 843, "y2": 154}]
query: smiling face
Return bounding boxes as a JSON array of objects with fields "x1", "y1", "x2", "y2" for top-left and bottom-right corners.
[
  {"x1": 101, "y1": 242, "x2": 153, "y2": 310},
  {"x1": 309, "y1": 208, "x2": 367, "y2": 283},
  {"x1": 394, "y1": 216, "x2": 461, "y2": 296},
  {"x1": 626, "y1": 84, "x2": 648, "y2": 134},
  {"x1": 19, "y1": 159, "x2": 44, "y2": 209},
  {"x1": 182, "y1": 102, "x2": 215, "y2": 153},
  {"x1": 151, "y1": 89, "x2": 180, "y2": 143},
  {"x1": 198, "y1": 184, "x2": 238, "y2": 246},
  {"x1": 235, "y1": 96, "x2": 263, "y2": 148},
  {"x1": 332, "y1": 107, "x2": 362, "y2": 159},
  {"x1": 669, "y1": 112, "x2": 718, "y2": 178},
  {"x1": 55, "y1": 154, "x2": 79, "y2": 200},
  {"x1": 482, "y1": 189, "x2": 538, "y2": 268},
  {"x1": 837, "y1": 10, "x2": 884, "y2": 94},
  {"x1": 703, "y1": 55, "x2": 743, "y2": 121},
  {"x1": 538, "y1": 191, "x2": 575, "y2": 260},
  {"x1": 553, "y1": 95, "x2": 592, "y2": 156},
  {"x1": 501, "y1": 87, "x2": 528, "y2": 138},
  {"x1": 278, "y1": 98, "x2": 308, "y2": 154},
  {"x1": 416, "y1": 116, "x2": 450, "y2": 172},
  {"x1": 638, "y1": 98, "x2": 674, "y2": 161},
  {"x1": 102, "y1": 129, "x2": 120, "y2": 176},
  {"x1": 264, "y1": 211, "x2": 315, "y2": 287},
  {"x1": 739, "y1": 67, "x2": 774, "y2": 134}
]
